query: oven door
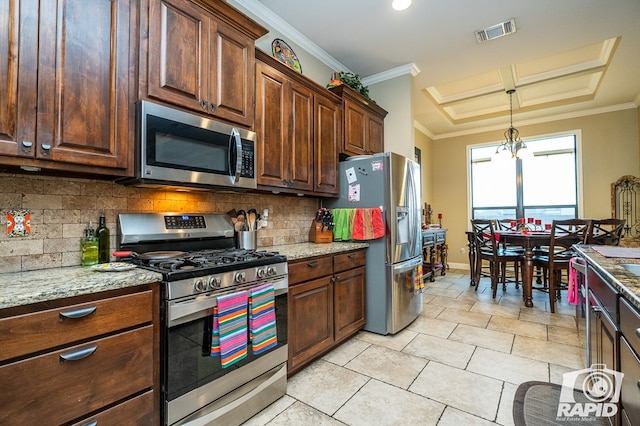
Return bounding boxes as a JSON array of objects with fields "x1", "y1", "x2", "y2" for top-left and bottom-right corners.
[
  {"x1": 137, "y1": 100, "x2": 256, "y2": 190},
  {"x1": 164, "y1": 277, "x2": 287, "y2": 426}
]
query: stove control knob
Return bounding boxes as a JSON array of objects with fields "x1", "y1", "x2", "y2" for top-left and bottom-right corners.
[
  {"x1": 194, "y1": 279, "x2": 207, "y2": 292},
  {"x1": 256, "y1": 268, "x2": 266, "y2": 279},
  {"x1": 234, "y1": 272, "x2": 246, "y2": 283},
  {"x1": 208, "y1": 276, "x2": 221, "y2": 289},
  {"x1": 267, "y1": 266, "x2": 276, "y2": 276}
]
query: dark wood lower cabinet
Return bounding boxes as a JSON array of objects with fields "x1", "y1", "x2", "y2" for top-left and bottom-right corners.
[{"x1": 287, "y1": 249, "x2": 366, "y2": 376}]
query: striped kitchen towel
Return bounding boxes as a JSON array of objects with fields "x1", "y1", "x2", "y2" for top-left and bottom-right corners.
[
  {"x1": 211, "y1": 290, "x2": 248, "y2": 368},
  {"x1": 249, "y1": 283, "x2": 278, "y2": 355}
]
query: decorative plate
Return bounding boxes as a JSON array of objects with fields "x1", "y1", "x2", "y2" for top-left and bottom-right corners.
[
  {"x1": 91, "y1": 262, "x2": 136, "y2": 272},
  {"x1": 272, "y1": 38, "x2": 302, "y2": 73}
]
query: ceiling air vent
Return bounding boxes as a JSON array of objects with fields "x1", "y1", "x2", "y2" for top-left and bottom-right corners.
[{"x1": 475, "y1": 18, "x2": 517, "y2": 43}]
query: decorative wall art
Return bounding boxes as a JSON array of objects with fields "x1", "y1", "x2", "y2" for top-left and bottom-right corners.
[{"x1": 271, "y1": 38, "x2": 302, "y2": 73}]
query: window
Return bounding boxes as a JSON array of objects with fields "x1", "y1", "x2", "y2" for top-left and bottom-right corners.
[{"x1": 470, "y1": 135, "x2": 578, "y2": 225}]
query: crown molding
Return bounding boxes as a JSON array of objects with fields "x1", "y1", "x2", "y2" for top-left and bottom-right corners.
[
  {"x1": 413, "y1": 121, "x2": 435, "y2": 140},
  {"x1": 229, "y1": 0, "x2": 352, "y2": 73},
  {"x1": 363, "y1": 63, "x2": 420, "y2": 86}
]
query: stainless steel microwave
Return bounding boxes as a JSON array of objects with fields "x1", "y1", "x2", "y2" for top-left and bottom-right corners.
[{"x1": 119, "y1": 101, "x2": 256, "y2": 191}]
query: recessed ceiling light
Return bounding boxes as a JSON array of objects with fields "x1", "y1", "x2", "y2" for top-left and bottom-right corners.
[{"x1": 392, "y1": 0, "x2": 411, "y2": 11}]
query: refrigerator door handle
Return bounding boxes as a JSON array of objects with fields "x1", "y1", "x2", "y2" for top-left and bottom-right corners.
[
  {"x1": 405, "y1": 163, "x2": 420, "y2": 257},
  {"x1": 392, "y1": 256, "x2": 422, "y2": 274}
]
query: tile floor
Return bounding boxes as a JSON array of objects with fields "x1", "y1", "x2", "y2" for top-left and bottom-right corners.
[{"x1": 244, "y1": 269, "x2": 587, "y2": 425}]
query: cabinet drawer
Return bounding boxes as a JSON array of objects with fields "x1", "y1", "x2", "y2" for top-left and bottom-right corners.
[
  {"x1": 0, "y1": 290, "x2": 153, "y2": 362},
  {"x1": 334, "y1": 250, "x2": 366, "y2": 273},
  {"x1": 588, "y1": 268, "x2": 618, "y2": 322},
  {"x1": 620, "y1": 297, "x2": 640, "y2": 355},
  {"x1": 289, "y1": 256, "x2": 333, "y2": 284},
  {"x1": 0, "y1": 326, "x2": 154, "y2": 425},
  {"x1": 71, "y1": 389, "x2": 155, "y2": 426},
  {"x1": 435, "y1": 231, "x2": 446, "y2": 243},
  {"x1": 422, "y1": 233, "x2": 435, "y2": 246},
  {"x1": 620, "y1": 336, "x2": 640, "y2": 426}
]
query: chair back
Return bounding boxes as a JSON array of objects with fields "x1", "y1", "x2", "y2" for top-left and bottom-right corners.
[
  {"x1": 470, "y1": 219, "x2": 499, "y2": 258},
  {"x1": 588, "y1": 218, "x2": 625, "y2": 246},
  {"x1": 548, "y1": 219, "x2": 593, "y2": 263},
  {"x1": 497, "y1": 219, "x2": 518, "y2": 231}
]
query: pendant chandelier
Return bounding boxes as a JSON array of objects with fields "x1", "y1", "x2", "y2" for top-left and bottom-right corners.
[{"x1": 493, "y1": 89, "x2": 531, "y2": 161}]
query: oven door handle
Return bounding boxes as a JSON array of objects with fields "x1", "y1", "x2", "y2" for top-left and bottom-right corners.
[{"x1": 169, "y1": 295, "x2": 218, "y2": 327}]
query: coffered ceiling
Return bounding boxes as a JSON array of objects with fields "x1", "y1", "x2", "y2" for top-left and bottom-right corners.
[{"x1": 232, "y1": 0, "x2": 640, "y2": 139}]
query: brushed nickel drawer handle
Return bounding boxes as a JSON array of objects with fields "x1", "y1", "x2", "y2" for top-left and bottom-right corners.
[
  {"x1": 636, "y1": 327, "x2": 640, "y2": 339},
  {"x1": 81, "y1": 421, "x2": 97, "y2": 426},
  {"x1": 307, "y1": 261, "x2": 319, "y2": 267},
  {"x1": 348, "y1": 253, "x2": 356, "y2": 259},
  {"x1": 59, "y1": 306, "x2": 97, "y2": 321},
  {"x1": 59, "y1": 344, "x2": 97, "y2": 362}
]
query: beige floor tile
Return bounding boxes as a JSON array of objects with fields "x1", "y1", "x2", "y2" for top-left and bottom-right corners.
[
  {"x1": 406, "y1": 315, "x2": 457, "y2": 338},
  {"x1": 496, "y1": 382, "x2": 518, "y2": 426},
  {"x1": 426, "y1": 295, "x2": 475, "y2": 311},
  {"x1": 355, "y1": 328, "x2": 418, "y2": 351},
  {"x1": 266, "y1": 401, "x2": 345, "y2": 425},
  {"x1": 436, "y1": 307, "x2": 492, "y2": 328},
  {"x1": 344, "y1": 345, "x2": 427, "y2": 389},
  {"x1": 512, "y1": 335, "x2": 585, "y2": 370},
  {"x1": 241, "y1": 395, "x2": 296, "y2": 426},
  {"x1": 467, "y1": 347, "x2": 550, "y2": 385},
  {"x1": 438, "y1": 406, "x2": 499, "y2": 426},
  {"x1": 470, "y1": 301, "x2": 521, "y2": 319},
  {"x1": 423, "y1": 294, "x2": 436, "y2": 304},
  {"x1": 423, "y1": 286, "x2": 464, "y2": 298},
  {"x1": 322, "y1": 337, "x2": 370, "y2": 366},
  {"x1": 549, "y1": 363, "x2": 580, "y2": 385},
  {"x1": 427, "y1": 279, "x2": 456, "y2": 290},
  {"x1": 518, "y1": 309, "x2": 577, "y2": 330},
  {"x1": 410, "y1": 361, "x2": 502, "y2": 421},
  {"x1": 547, "y1": 325, "x2": 582, "y2": 347},
  {"x1": 419, "y1": 304, "x2": 446, "y2": 319},
  {"x1": 402, "y1": 333, "x2": 475, "y2": 368},
  {"x1": 449, "y1": 324, "x2": 514, "y2": 353},
  {"x1": 286, "y1": 360, "x2": 369, "y2": 416},
  {"x1": 487, "y1": 316, "x2": 548, "y2": 340},
  {"x1": 333, "y1": 379, "x2": 445, "y2": 426}
]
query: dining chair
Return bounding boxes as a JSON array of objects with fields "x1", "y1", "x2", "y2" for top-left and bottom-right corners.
[
  {"x1": 495, "y1": 219, "x2": 523, "y2": 289},
  {"x1": 470, "y1": 219, "x2": 523, "y2": 298},
  {"x1": 588, "y1": 218, "x2": 625, "y2": 246},
  {"x1": 532, "y1": 219, "x2": 593, "y2": 313}
]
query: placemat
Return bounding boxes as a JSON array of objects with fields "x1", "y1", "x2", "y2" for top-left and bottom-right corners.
[{"x1": 591, "y1": 245, "x2": 640, "y2": 258}]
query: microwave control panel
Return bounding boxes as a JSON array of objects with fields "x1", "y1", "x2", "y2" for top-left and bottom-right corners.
[{"x1": 240, "y1": 141, "x2": 255, "y2": 178}]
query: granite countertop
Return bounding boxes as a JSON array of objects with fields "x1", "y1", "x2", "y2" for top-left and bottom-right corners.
[
  {"x1": 0, "y1": 266, "x2": 163, "y2": 311},
  {"x1": 0, "y1": 243, "x2": 368, "y2": 311},
  {"x1": 573, "y1": 245, "x2": 640, "y2": 310},
  {"x1": 260, "y1": 241, "x2": 369, "y2": 261}
]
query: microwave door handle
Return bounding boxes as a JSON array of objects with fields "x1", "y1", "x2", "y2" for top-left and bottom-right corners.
[{"x1": 229, "y1": 128, "x2": 242, "y2": 183}]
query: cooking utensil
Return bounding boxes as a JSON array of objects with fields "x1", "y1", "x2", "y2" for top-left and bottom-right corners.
[
  {"x1": 247, "y1": 209, "x2": 258, "y2": 230},
  {"x1": 112, "y1": 250, "x2": 185, "y2": 260}
]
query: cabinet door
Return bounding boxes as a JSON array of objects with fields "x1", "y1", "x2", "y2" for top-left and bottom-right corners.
[
  {"x1": 334, "y1": 266, "x2": 366, "y2": 343},
  {"x1": 288, "y1": 276, "x2": 333, "y2": 374},
  {"x1": 147, "y1": 0, "x2": 209, "y2": 113},
  {"x1": 0, "y1": 0, "x2": 38, "y2": 157},
  {"x1": 314, "y1": 93, "x2": 340, "y2": 195},
  {"x1": 288, "y1": 80, "x2": 314, "y2": 191},
  {"x1": 367, "y1": 113, "x2": 384, "y2": 154},
  {"x1": 589, "y1": 289, "x2": 618, "y2": 371},
  {"x1": 343, "y1": 99, "x2": 367, "y2": 156},
  {"x1": 36, "y1": 0, "x2": 132, "y2": 168},
  {"x1": 255, "y1": 61, "x2": 289, "y2": 187},
  {"x1": 210, "y1": 19, "x2": 255, "y2": 127},
  {"x1": 620, "y1": 337, "x2": 640, "y2": 426}
]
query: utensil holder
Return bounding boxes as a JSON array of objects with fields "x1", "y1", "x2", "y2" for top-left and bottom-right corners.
[
  {"x1": 309, "y1": 220, "x2": 333, "y2": 243},
  {"x1": 236, "y1": 231, "x2": 257, "y2": 250}
]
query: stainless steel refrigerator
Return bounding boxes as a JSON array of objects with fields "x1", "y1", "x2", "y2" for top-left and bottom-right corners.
[{"x1": 326, "y1": 152, "x2": 423, "y2": 335}]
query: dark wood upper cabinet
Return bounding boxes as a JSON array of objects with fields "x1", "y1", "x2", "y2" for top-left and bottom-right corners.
[
  {"x1": 329, "y1": 84, "x2": 388, "y2": 157},
  {"x1": 255, "y1": 50, "x2": 341, "y2": 196},
  {"x1": 143, "y1": 0, "x2": 267, "y2": 128},
  {"x1": 0, "y1": 0, "x2": 136, "y2": 175}
]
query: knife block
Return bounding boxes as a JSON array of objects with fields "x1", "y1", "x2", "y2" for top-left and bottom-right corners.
[{"x1": 309, "y1": 220, "x2": 333, "y2": 243}]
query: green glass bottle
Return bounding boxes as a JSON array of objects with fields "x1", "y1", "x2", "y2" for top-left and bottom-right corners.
[
  {"x1": 81, "y1": 221, "x2": 99, "y2": 266},
  {"x1": 96, "y1": 211, "x2": 110, "y2": 264}
]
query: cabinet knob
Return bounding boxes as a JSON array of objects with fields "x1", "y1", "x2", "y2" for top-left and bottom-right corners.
[
  {"x1": 21, "y1": 141, "x2": 33, "y2": 153},
  {"x1": 200, "y1": 100, "x2": 208, "y2": 110},
  {"x1": 636, "y1": 327, "x2": 640, "y2": 339},
  {"x1": 209, "y1": 102, "x2": 217, "y2": 113},
  {"x1": 41, "y1": 144, "x2": 51, "y2": 155}
]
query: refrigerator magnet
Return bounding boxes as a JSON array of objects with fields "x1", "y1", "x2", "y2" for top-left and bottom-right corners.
[
  {"x1": 345, "y1": 167, "x2": 357, "y2": 184},
  {"x1": 348, "y1": 184, "x2": 361, "y2": 202},
  {"x1": 371, "y1": 160, "x2": 383, "y2": 171}
]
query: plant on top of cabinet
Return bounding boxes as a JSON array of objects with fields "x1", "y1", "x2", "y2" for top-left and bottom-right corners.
[{"x1": 142, "y1": 0, "x2": 268, "y2": 129}]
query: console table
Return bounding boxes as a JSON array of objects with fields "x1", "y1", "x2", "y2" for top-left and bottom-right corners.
[{"x1": 422, "y1": 229, "x2": 447, "y2": 282}]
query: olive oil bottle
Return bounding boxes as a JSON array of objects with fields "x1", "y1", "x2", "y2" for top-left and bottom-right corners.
[{"x1": 96, "y1": 211, "x2": 110, "y2": 264}]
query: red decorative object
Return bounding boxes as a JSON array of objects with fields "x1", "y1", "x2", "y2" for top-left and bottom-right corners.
[
  {"x1": 527, "y1": 217, "x2": 534, "y2": 223},
  {"x1": 535, "y1": 219, "x2": 542, "y2": 225}
]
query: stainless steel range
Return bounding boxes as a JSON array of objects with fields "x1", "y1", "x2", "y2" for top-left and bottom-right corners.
[{"x1": 117, "y1": 213, "x2": 288, "y2": 426}]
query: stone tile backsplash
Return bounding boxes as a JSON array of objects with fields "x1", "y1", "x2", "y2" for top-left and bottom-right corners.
[{"x1": 0, "y1": 173, "x2": 319, "y2": 273}]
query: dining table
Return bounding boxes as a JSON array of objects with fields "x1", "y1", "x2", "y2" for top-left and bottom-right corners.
[{"x1": 466, "y1": 230, "x2": 551, "y2": 308}]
